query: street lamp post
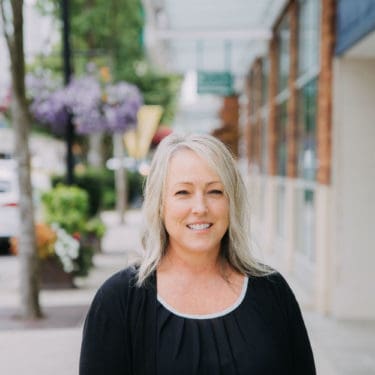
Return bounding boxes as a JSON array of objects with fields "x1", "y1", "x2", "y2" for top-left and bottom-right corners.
[{"x1": 61, "y1": 0, "x2": 75, "y2": 185}]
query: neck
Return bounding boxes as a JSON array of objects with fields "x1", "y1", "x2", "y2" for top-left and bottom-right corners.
[{"x1": 159, "y1": 246, "x2": 224, "y2": 277}]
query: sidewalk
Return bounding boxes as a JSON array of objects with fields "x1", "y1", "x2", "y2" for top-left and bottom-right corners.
[{"x1": 0, "y1": 209, "x2": 374, "y2": 374}]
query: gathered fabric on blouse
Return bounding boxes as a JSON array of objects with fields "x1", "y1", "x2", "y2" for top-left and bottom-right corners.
[{"x1": 79, "y1": 267, "x2": 316, "y2": 375}]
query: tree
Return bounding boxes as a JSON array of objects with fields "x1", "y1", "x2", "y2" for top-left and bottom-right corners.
[
  {"x1": 0, "y1": 0, "x2": 42, "y2": 318},
  {"x1": 35, "y1": 0, "x2": 144, "y2": 80},
  {"x1": 34, "y1": 0, "x2": 182, "y2": 125}
]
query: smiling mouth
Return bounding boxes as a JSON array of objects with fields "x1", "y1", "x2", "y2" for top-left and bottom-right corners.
[{"x1": 187, "y1": 223, "x2": 212, "y2": 230}]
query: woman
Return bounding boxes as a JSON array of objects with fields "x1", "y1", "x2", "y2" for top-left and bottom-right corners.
[{"x1": 79, "y1": 133, "x2": 316, "y2": 374}]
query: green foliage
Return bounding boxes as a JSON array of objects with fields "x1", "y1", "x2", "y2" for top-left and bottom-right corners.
[
  {"x1": 52, "y1": 169, "x2": 106, "y2": 217},
  {"x1": 85, "y1": 217, "x2": 106, "y2": 238},
  {"x1": 52, "y1": 167, "x2": 145, "y2": 210},
  {"x1": 94, "y1": 168, "x2": 145, "y2": 209},
  {"x1": 36, "y1": 0, "x2": 144, "y2": 77},
  {"x1": 75, "y1": 242, "x2": 94, "y2": 277},
  {"x1": 41, "y1": 183, "x2": 106, "y2": 276},
  {"x1": 42, "y1": 184, "x2": 89, "y2": 234},
  {"x1": 130, "y1": 69, "x2": 183, "y2": 125},
  {"x1": 52, "y1": 167, "x2": 110, "y2": 214},
  {"x1": 27, "y1": 44, "x2": 63, "y2": 76},
  {"x1": 33, "y1": 0, "x2": 182, "y2": 126}
]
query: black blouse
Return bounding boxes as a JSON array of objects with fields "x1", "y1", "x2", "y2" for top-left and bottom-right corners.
[{"x1": 80, "y1": 268, "x2": 316, "y2": 375}]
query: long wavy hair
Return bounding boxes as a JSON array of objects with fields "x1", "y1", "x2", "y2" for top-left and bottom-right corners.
[{"x1": 135, "y1": 133, "x2": 271, "y2": 286}]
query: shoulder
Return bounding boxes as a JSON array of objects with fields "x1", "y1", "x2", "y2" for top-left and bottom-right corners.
[
  {"x1": 93, "y1": 266, "x2": 156, "y2": 307},
  {"x1": 99, "y1": 266, "x2": 138, "y2": 293},
  {"x1": 249, "y1": 270, "x2": 298, "y2": 314},
  {"x1": 262, "y1": 270, "x2": 291, "y2": 290},
  {"x1": 91, "y1": 266, "x2": 139, "y2": 309},
  {"x1": 250, "y1": 269, "x2": 291, "y2": 292}
]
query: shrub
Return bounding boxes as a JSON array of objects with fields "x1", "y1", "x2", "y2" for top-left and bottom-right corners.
[
  {"x1": 42, "y1": 184, "x2": 89, "y2": 233},
  {"x1": 52, "y1": 168, "x2": 107, "y2": 216},
  {"x1": 41, "y1": 184, "x2": 95, "y2": 276},
  {"x1": 52, "y1": 167, "x2": 145, "y2": 211}
]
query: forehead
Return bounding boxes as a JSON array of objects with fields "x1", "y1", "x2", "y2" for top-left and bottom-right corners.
[{"x1": 166, "y1": 148, "x2": 222, "y2": 183}]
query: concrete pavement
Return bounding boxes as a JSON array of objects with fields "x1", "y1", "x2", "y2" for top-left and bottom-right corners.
[{"x1": 0, "y1": 209, "x2": 374, "y2": 374}]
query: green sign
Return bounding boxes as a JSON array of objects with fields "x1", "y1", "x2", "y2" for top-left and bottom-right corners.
[{"x1": 197, "y1": 71, "x2": 234, "y2": 96}]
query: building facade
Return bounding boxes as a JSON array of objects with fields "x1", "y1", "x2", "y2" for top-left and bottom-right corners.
[{"x1": 244, "y1": 0, "x2": 375, "y2": 319}]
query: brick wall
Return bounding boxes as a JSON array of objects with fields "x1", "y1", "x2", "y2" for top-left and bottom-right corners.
[
  {"x1": 317, "y1": 0, "x2": 335, "y2": 184},
  {"x1": 287, "y1": 1, "x2": 298, "y2": 178}
]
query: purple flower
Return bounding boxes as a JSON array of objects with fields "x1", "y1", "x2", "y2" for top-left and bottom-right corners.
[
  {"x1": 27, "y1": 71, "x2": 143, "y2": 135},
  {"x1": 103, "y1": 82, "x2": 143, "y2": 133}
]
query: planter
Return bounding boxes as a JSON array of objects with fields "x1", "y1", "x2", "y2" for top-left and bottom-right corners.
[{"x1": 40, "y1": 257, "x2": 75, "y2": 290}]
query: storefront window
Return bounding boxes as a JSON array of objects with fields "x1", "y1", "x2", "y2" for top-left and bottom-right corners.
[
  {"x1": 295, "y1": 187, "x2": 315, "y2": 261},
  {"x1": 261, "y1": 58, "x2": 269, "y2": 106},
  {"x1": 277, "y1": 14, "x2": 291, "y2": 93},
  {"x1": 248, "y1": 71, "x2": 256, "y2": 116},
  {"x1": 275, "y1": 100, "x2": 287, "y2": 238},
  {"x1": 298, "y1": 0, "x2": 320, "y2": 76},
  {"x1": 297, "y1": 78, "x2": 317, "y2": 181},
  {"x1": 276, "y1": 101, "x2": 288, "y2": 176},
  {"x1": 260, "y1": 115, "x2": 268, "y2": 174}
]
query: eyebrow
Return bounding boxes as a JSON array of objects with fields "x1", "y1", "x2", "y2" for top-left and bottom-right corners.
[{"x1": 173, "y1": 181, "x2": 223, "y2": 187}]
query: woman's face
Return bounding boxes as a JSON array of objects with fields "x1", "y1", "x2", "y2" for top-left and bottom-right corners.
[{"x1": 162, "y1": 149, "x2": 229, "y2": 259}]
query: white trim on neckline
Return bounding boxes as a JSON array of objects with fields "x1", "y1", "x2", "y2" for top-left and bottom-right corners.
[{"x1": 157, "y1": 276, "x2": 249, "y2": 320}]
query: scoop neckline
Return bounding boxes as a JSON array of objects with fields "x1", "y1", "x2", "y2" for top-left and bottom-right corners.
[{"x1": 157, "y1": 276, "x2": 249, "y2": 320}]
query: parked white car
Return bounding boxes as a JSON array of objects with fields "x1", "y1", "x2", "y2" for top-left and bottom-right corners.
[{"x1": 0, "y1": 161, "x2": 20, "y2": 239}]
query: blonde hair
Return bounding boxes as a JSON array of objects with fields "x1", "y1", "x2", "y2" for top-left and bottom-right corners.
[{"x1": 135, "y1": 133, "x2": 271, "y2": 286}]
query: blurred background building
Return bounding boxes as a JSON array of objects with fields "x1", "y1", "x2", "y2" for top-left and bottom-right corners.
[
  {"x1": 244, "y1": 0, "x2": 375, "y2": 321},
  {"x1": 143, "y1": 0, "x2": 375, "y2": 321}
]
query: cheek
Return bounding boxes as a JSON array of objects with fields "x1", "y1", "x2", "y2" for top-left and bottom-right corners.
[
  {"x1": 215, "y1": 199, "x2": 230, "y2": 217},
  {"x1": 163, "y1": 200, "x2": 188, "y2": 223}
]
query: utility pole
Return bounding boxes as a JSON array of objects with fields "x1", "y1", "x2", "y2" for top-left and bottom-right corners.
[{"x1": 61, "y1": 0, "x2": 75, "y2": 184}]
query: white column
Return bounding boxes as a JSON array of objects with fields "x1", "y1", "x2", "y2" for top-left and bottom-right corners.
[{"x1": 330, "y1": 57, "x2": 375, "y2": 319}]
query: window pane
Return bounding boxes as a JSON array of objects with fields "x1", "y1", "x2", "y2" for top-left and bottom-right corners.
[
  {"x1": 248, "y1": 71, "x2": 256, "y2": 116},
  {"x1": 276, "y1": 101, "x2": 288, "y2": 176},
  {"x1": 298, "y1": 0, "x2": 321, "y2": 76},
  {"x1": 295, "y1": 187, "x2": 315, "y2": 261},
  {"x1": 262, "y1": 58, "x2": 269, "y2": 106},
  {"x1": 260, "y1": 115, "x2": 268, "y2": 174},
  {"x1": 297, "y1": 78, "x2": 317, "y2": 180},
  {"x1": 277, "y1": 14, "x2": 291, "y2": 93}
]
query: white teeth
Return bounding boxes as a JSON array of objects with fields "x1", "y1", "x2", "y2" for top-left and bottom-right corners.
[{"x1": 188, "y1": 223, "x2": 211, "y2": 230}]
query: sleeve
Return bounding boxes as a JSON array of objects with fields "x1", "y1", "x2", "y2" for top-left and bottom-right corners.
[
  {"x1": 79, "y1": 275, "x2": 129, "y2": 375},
  {"x1": 278, "y1": 275, "x2": 316, "y2": 375}
]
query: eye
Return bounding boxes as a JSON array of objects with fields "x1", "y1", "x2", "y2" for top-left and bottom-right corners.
[
  {"x1": 175, "y1": 190, "x2": 189, "y2": 195},
  {"x1": 208, "y1": 189, "x2": 223, "y2": 195}
]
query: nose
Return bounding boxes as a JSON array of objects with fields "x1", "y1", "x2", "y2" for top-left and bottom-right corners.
[{"x1": 191, "y1": 193, "x2": 208, "y2": 214}]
